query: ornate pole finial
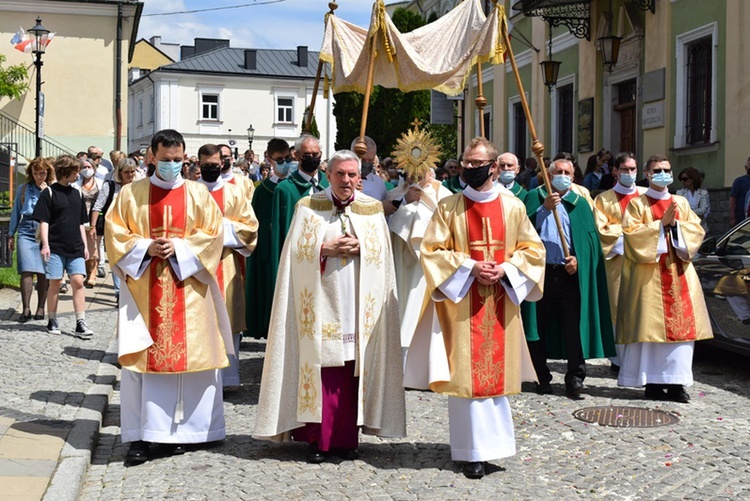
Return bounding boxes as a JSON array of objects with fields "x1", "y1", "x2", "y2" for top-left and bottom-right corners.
[{"x1": 410, "y1": 117, "x2": 423, "y2": 131}]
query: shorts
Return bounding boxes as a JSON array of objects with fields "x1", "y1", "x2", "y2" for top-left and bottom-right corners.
[{"x1": 44, "y1": 253, "x2": 86, "y2": 280}]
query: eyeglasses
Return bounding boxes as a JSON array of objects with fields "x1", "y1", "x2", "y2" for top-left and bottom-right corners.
[
  {"x1": 272, "y1": 155, "x2": 293, "y2": 164},
  {"x1": 497, "y1": 163, "x2": 516, "y2": 168},
  {"x1": 652, "y1": 168, "x2": 672, "y2": 174},
  {"x1": 301, "y1": 153, "x2": 321, "y2": 160},
  {"x1": 460, "y1": 159, "x2": 495, "y2": 168},
  {"x1": 200, "y1": 163, "x2": 222, "y2": 170}
]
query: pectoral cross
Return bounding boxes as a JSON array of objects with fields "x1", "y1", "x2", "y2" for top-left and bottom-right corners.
[
  {"x1": 339, "y1": 211, "x2": 350, "y2": 265},
  {"x1": 152, "y1": 206, "x2": 182, "y2": 239},
  {"x1": 469, "y1": 217, "x2": 504, "y2": 261}
]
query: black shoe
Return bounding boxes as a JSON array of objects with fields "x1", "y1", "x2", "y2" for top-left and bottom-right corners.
[
  {"x1": 666, "y1": 385, "x2": 690, "y2": 403},
  {"x1": 644, "y1": 384, "x2": 668, "y2": 400},
  {"x1": 33, "y1": 313, "x2": 45, "y2": 320},
  {"x1": 59, "y1": 283, "x2": 68, "y2": 294},
  {"x1": 18, "y1": 313, "x2": 32, "y2": 323},
  {"x1": 125, "y1": 440, "x2": 150, "y2": 466},
  {"x1": 47, "y1": 318, "x2": 61, "y2": 335},
  {"x1": 461, "y1": 461, "x2": 485, "y2": 479},
  {"x1": 306, "y1": 443, "x2": 326, "y2": 464},
  {"x1": 610, "y1": 363, "x2": 620, "y2": 374},
  {"x1": 535, "y1": 382, "x2": 554, "y2": 395},
  {"x1": 165, "y1": 443, "x2": 186, "y2": 456},
  {"x1": 565, "y1": 378, "x2": 584, "y2": 400},
  {"x1": 75, "y1": 319, "x2": 94, "y2": 338},
  {"x1": 332, "y1": 448, "x2": 358, "y2": 460}
]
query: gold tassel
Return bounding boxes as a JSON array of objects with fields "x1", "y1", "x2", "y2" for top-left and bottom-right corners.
[{"x1": 323, "y1": 73, "x2": 330, "y2": 99}]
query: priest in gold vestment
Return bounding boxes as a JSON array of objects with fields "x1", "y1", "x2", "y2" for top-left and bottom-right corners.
[
  {"x1": 617, "y1": 155, "x2": 712, "y2": 403},
  {"x1": 105, "y1": 130, "x2": 232, "y2": 465},
  {"x1": 197, "y1": 143, "x2": 259, "y2": 387},
  {"x1": 593, "y1": 152, "x2": 647, "y2": 368},
  {"x1": 253, "y1": 150, "x2": 406, "y2": 464},
  {"x1": 408, "y1": 138, "x2": 545, "y2": 479}
]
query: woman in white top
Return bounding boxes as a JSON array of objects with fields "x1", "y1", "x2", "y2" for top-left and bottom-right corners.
[{"x1": 676, "y1": 167, "x2": 711, "y2": 232}]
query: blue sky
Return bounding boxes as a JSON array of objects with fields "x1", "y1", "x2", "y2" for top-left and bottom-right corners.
[{"x1": 138, "y1": 0, "x2": 377, "y2": 53}]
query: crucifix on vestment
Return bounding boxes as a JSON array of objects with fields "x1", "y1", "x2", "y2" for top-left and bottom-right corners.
[
  {"x1": 152, "y1": 206, "x2": 182, "y2": 239},
  {"x1": 469, "y1": 217, "x2": 504, "y2": 261}
]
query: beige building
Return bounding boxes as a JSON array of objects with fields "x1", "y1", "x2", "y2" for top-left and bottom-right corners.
[{"x1": 0, "y1": 0, "x2": 142, "y2": 161}]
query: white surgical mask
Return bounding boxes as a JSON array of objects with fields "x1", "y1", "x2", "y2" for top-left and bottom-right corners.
[
  {"x1": 651, "y1": 171, "x2": 673, "y2": 188},
  {"x1": 81, "y1": 168, "x2": 95, "y2": 179},
  {"x1": 498, "y1": 170, "x2": 516, "y2": 185}
]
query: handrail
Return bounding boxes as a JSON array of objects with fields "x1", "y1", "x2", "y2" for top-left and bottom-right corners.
[{"x1": 0, "y1": 110, "x2": 76, "y2": 160}]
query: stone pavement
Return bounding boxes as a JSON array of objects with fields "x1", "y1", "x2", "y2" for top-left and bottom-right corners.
[
  {"x1": 0, "y1": 269, "x2": 118, "y2": 501},
  {"x1": 2, "y1": 271, "x2": 750, "y2": 499}
]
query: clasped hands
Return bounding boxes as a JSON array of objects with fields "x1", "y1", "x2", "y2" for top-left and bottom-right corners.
[
  {"x1": 471, "y1": 261, "x2": 506, "y2": 285},
  {"x1": 661, "y1": 201, "x2": 679, "y2": 228},
  {"x1": 147, "y1": 237, "x2": 175, "y2": 260},
  {"x1": 321, "y1": 234, "x2": 360, "y2": 258}
]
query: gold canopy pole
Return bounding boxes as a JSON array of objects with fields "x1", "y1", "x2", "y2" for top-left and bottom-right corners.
[
  {"x1": 353, "y1": 28, "x2": 379, "y2": 158},
  {"x1": 475, "y1": 63, "x2": 487, "y2": 138},
  {"x1": 501, "y1": 19, "x2": 569, "y2": 256},
  {"x1": 305, "y1": 1, "x2": 338, "y2": 134}
]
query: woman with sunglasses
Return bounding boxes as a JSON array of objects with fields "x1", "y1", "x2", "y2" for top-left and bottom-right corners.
[{"x1": 676, "y1": 167, "x2": 710, "y2": 231}]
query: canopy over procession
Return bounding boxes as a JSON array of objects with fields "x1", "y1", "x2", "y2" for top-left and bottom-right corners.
[{"x1": 101, "y1": 0, "x2": 712, "y2": 481}]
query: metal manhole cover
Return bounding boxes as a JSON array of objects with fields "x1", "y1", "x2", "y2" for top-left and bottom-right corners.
[{"x1": 572, "y1": 406, "x2": 680, "y2": 428}]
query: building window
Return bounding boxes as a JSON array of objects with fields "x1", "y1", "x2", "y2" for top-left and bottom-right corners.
[
  {"x1": 149, "y1": 94, "x2": 154, "y2": 123},
  {"x1": 513, "y1": 101, "x2": 527, "y2": 160},
  {"x1": 674, "y1": 23, "x2": 717, "y2": 148},
  {"x1": 201, "y1": 94, "x2": 219, "y2": 120},
  {"x1": 277, "y1": 97, "x2": 294, "y2": 123},
  {"x1": 685, "y1": 37, "x2": 712, "y2": 145},
  {"x1": 138, "y1": 99, "x2": 143, "y2": 127},
  {"x1": 556, "y1": 83, "x2": 574, "y2": 154}
]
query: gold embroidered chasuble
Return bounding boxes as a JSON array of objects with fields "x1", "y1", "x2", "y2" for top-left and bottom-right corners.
[
  {"x1": 594, "y1": 187, "x2": 647, "y2": 323},
  {"x1": 105, "y1": 178, "x2": 232, "y2": 373},
  {"x1": 616, "y1": 194, "x2": 712, "y2": 344},
  {"x1": 254, "y1": 191, "x2": 406, "y2": 441},
  {"x1": 209, "y1": 181, "x2": 259, "y2": 334},
  {"x1": 419, "y1": 192, "x2": 546, "y2": 398}
]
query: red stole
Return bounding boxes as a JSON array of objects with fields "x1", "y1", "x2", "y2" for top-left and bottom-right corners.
[
  {"x1": 647, "y1": 196, "x2": 697, "y2": 342},
  {"x1": 147, "y1": 184, "x2": 188, "y2": 372},
  {"x1": 464, "y1": 196, "x2": 506, "y2": 397},
  {"x1": 615, "y1": 191, "x2": 638, "y2": 216},
  {"x1": 210, "y1": 188, "x2": 226, "y2": 297}
]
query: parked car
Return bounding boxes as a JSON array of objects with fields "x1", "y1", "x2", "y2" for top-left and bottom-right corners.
[{"x1": 694, "y1": 219, "x2": 750, "y2": 356}]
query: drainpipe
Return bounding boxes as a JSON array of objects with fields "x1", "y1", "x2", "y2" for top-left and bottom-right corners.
[{"x1": 115, "y1": 2, "x2": 123, "y2": 151}]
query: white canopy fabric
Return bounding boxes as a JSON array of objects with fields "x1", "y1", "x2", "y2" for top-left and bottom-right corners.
[{"x1": 319, "y1": 0, "x2": 508, "y2": 96}]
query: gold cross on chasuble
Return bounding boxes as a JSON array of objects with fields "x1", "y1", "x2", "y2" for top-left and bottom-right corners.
[
  {"x1": 152, "y1": 205, "x2": 183, "y2": 239},
  {"x1": 469, "y1": 217, "x2": 505, "y2": 261}
]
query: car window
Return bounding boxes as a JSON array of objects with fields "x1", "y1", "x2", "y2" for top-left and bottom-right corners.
[{"x1": 724, "y1": 222, "x2": 750, "y2": 256}]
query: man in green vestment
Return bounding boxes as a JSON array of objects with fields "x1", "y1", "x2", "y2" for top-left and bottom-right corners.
[
  {"x1": 442, "y1": 159, "x2": 465, "y2": 194},
  {"x1": 496, "y1": 152, "x2": 528, "y2": 200},
  {"x1": 268, "y1": 135, "x2": 330, "y2": 303},
  {"x1": 524, "y1": 155, "x2": 615, "y2": 399},
  {"x1": 245, "y1": 138, "x2": 292, "y2": 339}
]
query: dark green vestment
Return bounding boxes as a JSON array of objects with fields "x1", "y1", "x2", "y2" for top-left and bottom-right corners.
[
  {"x1": 245, "y1": 178, "x2": 279, "y2": 338},
  {"x1": 523, "y1": 187, "x2": 615, "y2": 359},
  {"x1": 442, "y1": 176, "x2": 464, "y2": 194}
]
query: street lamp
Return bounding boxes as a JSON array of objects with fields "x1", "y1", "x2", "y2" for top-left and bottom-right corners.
[
  {"x1": 28, "y1": 17, "x2": 49, "y2": 159},
  {"x1": 539, "y1": 21, "x2": 560, "y2": 93},
  {"x1": 247, "y1": 125, "x2": 255, "y2": 150}
]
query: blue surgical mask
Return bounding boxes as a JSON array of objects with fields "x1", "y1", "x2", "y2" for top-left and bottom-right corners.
[
  {"x1": 651, "y1": 171, "x2": 673, "y2": 188},
  {"x1": 275, "y1": 161, "x2": 291, "y2": 177},
  {"x1": 618, "y1": 172, "x2": 637, "y2": 187},
  {"x1": 157, "y1": 160, "x2": 183, "y2": 181},
  {"x1": 551, "y1": 174, "x2": 572, "y2": 192},
  {"x1": 288, "y1": 161, "x2": 299, "y2": 174},
  {"x1": 498, "y1": 170, "x2": 516, "y2": 185}
]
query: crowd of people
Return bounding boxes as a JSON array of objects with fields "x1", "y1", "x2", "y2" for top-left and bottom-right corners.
[{"x1": 8, "y1": 125, "x2": 747, "y2": 481}]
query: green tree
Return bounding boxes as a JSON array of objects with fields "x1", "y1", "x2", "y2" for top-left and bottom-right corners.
[
  {"x1": 302, "y1": 105, "x2": 320, "y2": 139},
  {"x1": 0, "y1": 54, "x2": 29, "y2": 100}
]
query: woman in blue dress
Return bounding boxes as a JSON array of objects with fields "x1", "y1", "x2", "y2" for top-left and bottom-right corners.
[{"x1": 8, "y1": 157, "x2": 55, "y2": 322}]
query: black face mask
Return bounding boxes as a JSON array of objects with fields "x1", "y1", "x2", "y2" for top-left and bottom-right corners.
[
  {"x1": 300, "y1": 156, "x2": 321, "y2": 174},
  {"x1": 222, "y1": 158, "x2": 232, "y2": 172},
  {"x1": 361, "y1": 161, "x2": 375, "y2": 178},
  {"x1": 200, "y1": 163, "x2": 222, "y2": 183},
  {"x1": 462, "y1": 162, "x2": 493, "y2": 189}
]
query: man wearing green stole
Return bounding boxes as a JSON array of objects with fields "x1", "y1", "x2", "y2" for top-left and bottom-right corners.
[{"x1": 524, "y1": 154, "x2": 615, "y2": 400}]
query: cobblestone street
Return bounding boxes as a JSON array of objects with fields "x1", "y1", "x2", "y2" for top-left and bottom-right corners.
[{"x1": 2, "y1": 285, "x2": 750, "y2": 500}]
